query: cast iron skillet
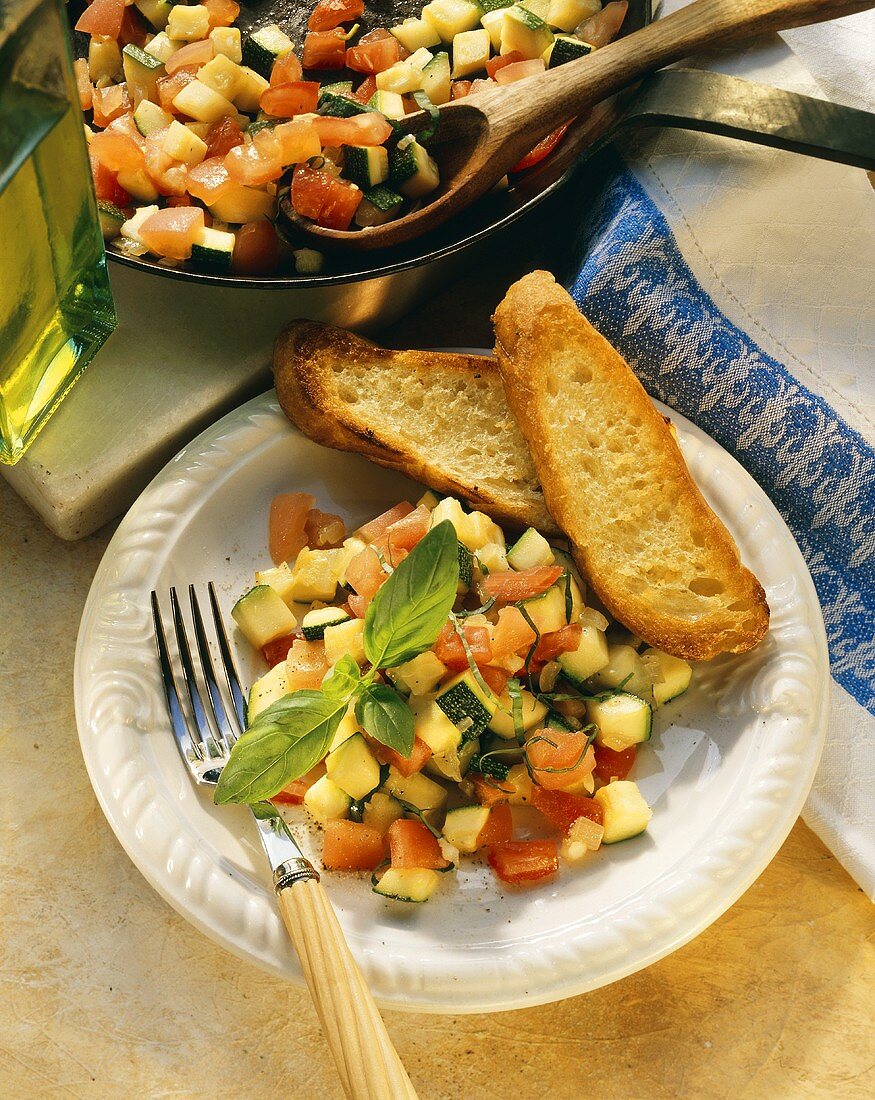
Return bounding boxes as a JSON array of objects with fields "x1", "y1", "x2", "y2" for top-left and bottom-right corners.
[{"x1": 70, "y1": 0, "x2": 875, "y2": 288}]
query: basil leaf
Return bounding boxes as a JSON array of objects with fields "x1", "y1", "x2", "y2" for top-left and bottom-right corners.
[
  {"x1": 251, "y1": 801, "x2": 281, "y2": 820},
  {"x1": 364, "y1": 520, "x2": 459, "y2": 669},
  {"x1": 355, "y1": 683, "x2": 414, "y2": 757},
  {"x1": 322, "y1": 653, "x2": 363, "y2": 703},
  {"x1": 215, "y1": 691, "x2": 345, "y2": 804}
]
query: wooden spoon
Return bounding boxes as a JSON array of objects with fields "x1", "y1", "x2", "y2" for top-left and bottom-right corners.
[{"x1": 288, "y1": 0, "x2": 875, "y2": 251}]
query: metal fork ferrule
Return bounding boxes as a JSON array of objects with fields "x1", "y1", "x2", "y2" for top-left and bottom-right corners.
[{"x1": 273, "y1": 858, "x2": 320, "y2": 892}]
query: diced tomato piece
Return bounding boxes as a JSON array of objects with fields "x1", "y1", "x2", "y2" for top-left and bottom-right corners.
[
  {"x1": 89, "y1": 128, "x2": 144, "y2": 173},
  {"x1": 138, "y1": 205, "x2": 205, "y2": 259},
  {"x1": 290, "y1": 164, "x2": 362, "y2": 230},
  {"x1": 269, "y1": 491, "x2": 316, "y2": 564},
  {"x1": 348, "y1": 593, "x2": 369, "y2": 618},
  {"x1": 165, "y1": 39, "x2": 214, "y2": 76},
  {"x1": 75, "y1": 0, "x2": 126, "y2": 38},
  {"x1": 479, "y1": 666, "x2": 511, "y2": 696},
  {"x1": 469, "y1": 78, "x2": 494, "y2": 95},
  {"x1": 351, "y1": 74, "x2": 378, "y2": 104},
  {"x1": 478, "y1": 802, "x2": 513, "y2": 846},
  {"x1": 534, "y1": 624, "x2": 582, "y2": 664},
  {"x1": 357, "y1": 502, "x2": 414, "y2": 542},
  {"x1": 491, "y1": 606, "x2": 537, "y2": 660},
  {"x1": 376, "y1": 735, "x2": 433, "y2": 779},
  {"x1": 156, "y1": 68, "x2": 198, "y2": 114},
  {"x1": 304, "y1": 508, "x2": 346, "y2": 549},
  {"x1": 261, "y1": 632, "x2": 298, "y2": 668},
  {"x1": 91, "y1": 85, "x2": 131, "y2": 129},
  {"x1": 512, "y1": 122, "x2": 570, "y2": 173},
  {"x1": 471, "y1": 773, "x2": 513, "y2": 806},
  {"x1": 205, "y1": 116, "x2": 244, "y2": 158},
  {"x1": 232, "y1": 185, "x2": 284, "y2": 242},
  {"x1": 488, "y1": 840, "x2": 559, "y2": 885},
  {"x1": 531, "y1": 785, "x2": 603, "y2": 835},
  {"x1": 270, "y1": 52, "x2": 304, "y2": 85},
  {"x1": 322, "y1": 820, "x2": 386, "y2": 871},
  {"x1": 482, "y1": 566, "x2": 564, "y2": 603},
  {"x1": 286, "y1": 638, "x2": 329, "y2": 690},
  {"x1": 386, "y1": 818, "x2": 448, "y2": 870},
  {"x1": 494, "y1": 58, "x2": 545, "y2": 85},
  {"x1": 204, "y1": 0, "x2": 240, "y2": 29},
  {"x1": 309, "y1": 0, "x2": 364, "y2": 31},
  {"x1": 74, "y1": 58, "x2": 93, "y2": 111},
  {"x1": 225, "y1": 138, "x2": 284, "y2": 186},
  {"x1": 89, "y1": 155, "x2": 131, "y2": 206},
  {"x1": 186, "y1": 156, "x2": 234, "y2": 203},
  {"x1": 527, "y1": 727, "x2": 596, "y2": 791},
  {"x1": 451, "y1": 80, "x2": 472, "y2": 99},
  {"x1": 289, "y1": 166, "x2": 328, "y2": 219},
  {"x1": 271, "y1": 778, "x2": 309, "y2": 804},
  {"x1": 346, "y1": 29, "x2": 406, "y2": 74},
  {"x1": 593, "y1": 744, "x2": 637, "y2": 783},
  {"x1": 312, "y1": 111, "x2": 392, "y2": 147},
  {"x1": 302, "y1": 28, "x2": 347, "y2": 70},
  {"x1": 485, "y1": 51, "x2": 524, "y2": 79},
  {"x1": 432, "y1": 621, "x2": 492, "y2": 672},
  {"x1": 344, "y1": 546, "x2": 386, "y2": 600},
  {"x1": 118, "y1": 5, "x2": 149, "y2": 46},
  {"x1": 261, "y1": 80, "x2": 320, "y2": 117},
  {"x1": 315, "y1": 175, "x2": 363, "y2": 229},
  {"x1": 373, "y1": 504, "x2": 430, "y2": 559},
  {"x1": 578, "y1": 0, "x2": 628, "y2": 47}
]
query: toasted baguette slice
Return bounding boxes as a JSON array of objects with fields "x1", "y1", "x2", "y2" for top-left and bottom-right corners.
[
  {"x1": 273, "y1": 321, "x2": 558, "y2": 534},
  {"x1": 493, "y1": 271, "x2": 769, "y2": 660}
]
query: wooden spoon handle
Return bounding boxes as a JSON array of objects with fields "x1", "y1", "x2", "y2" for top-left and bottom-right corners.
[
  {"x1": 485, "y1": 0, "x2": 875, "y2": 160},
  {"x1": 277, "y1": 878, "x2": 418, "y2": 1100}
]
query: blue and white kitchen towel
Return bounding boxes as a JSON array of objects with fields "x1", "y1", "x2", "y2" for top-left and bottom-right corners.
[{"x1": 566, "y1": 17, "x2": 874, "y2": 897}]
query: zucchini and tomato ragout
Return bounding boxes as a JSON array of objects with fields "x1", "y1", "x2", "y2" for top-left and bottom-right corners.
[
  {"x1": 75, "y1": 0, "x2": 628, "y2": 275},
  {"x1": 223, "y1": 490, "x2": 691, "y2": 903}
]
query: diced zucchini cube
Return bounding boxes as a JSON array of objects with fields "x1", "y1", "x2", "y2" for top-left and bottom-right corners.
[
  {"x1": 422, "y1": 0, "x2": 485, "y2": 42},
  {"x1": 587, "y1": 692, "x2": 652, "y2": 751},
  {"x1": 421, "y1": 51, "x2": 451, "y2": 104},
  {"x1": 323, "y1": 617, "x2": 366, "y2": 666},
  {"x1": 500, "y1": 5, "x2": 554, "y2": 58},
  {"x1": 557, "y1": 624, "x2": 610, "y2": 685},
  {"x1": 208, "y1": 184, "x2": 275, "y2": 223},
  {"x1": 442, "y1": 804, "x2": 490, "y2": 852},
  {"x1": 382, "y1": 766, "x2": 448, "y2": 815},
  {"x1": 328, "y1": 706, "x2": 359, "y2": 752},
  {"x1": 367, "y1": 90, "x2": 407, "y2": 119},
  {"x1": 162, "y1": 119, "x2": 208, "y2": 166},
  {"x1": 116, "y1": 168, "x2": 160, "y2": 202},
  {"x1": 435, "y1": 671, "x2": 497, "y2": 738},
  {"x1": 247, "y1": 662, "x2": 289, "y2": 721},
  {"x1": 362, "y1": 791, "x2": 405, "y2": 834},
  {"x1": 232, "y1": 65, "x2": 271, "y2": 113},
  {"x1": 326, "y1": 733, "x2": 381, "y2": 800},
  {"x1": 487, "y1": 687, "x2": 547, "y2": 739},
  {"x1": 135, "y1": 0, "x2": 173, "y2": 31},
  {"x1": 594, "y1": 780, "x2": 652, "y2": 843},
  {"x1": 476, "y1": 542, "x2": 509, "y2": 573},
  {"x1": 97, "y1": 200, "x2": 125, "y2": 241},
  {"x1": 375, "y1": 60, "x2": 425, "y2": 93},
  {"x1": 134, "y1": 99, "x2": 173, "y2": 137},
  {"x1": 373, "y1": 867, "x2": 441, "y2": 902},
  {"x1": 304, "y1": 775, "x2": 352, "y2": 824},
  {"x1": 480, "y1": 9, "x2": 506, "y2": 50},
  {"x1": 480, "y1": 0, "x2": 514, "y2": 10},
  {"x1": 254, "y1": 562, "x2": 296, "y2": 605},
  {"x1": 355, "y1": 186, "x2": 404, "y2": 227},
  {"x1": 344, "y1": 144, "x2": 389, "y2": 190},
  {"x1": 546, "y1": 0, "x2": 601, "y2": 32},
  {"x1": 507, "y1": 527, "x2": 554, "y2": 570},
  {"x1": 144, "y1": 32, "x2": 180, "y2": 65},
  {"x1": 390, "y1": 17, "x2": 442, "y2": 51},
  {"x1": 426, "y1": 737, "x2": 479, "y2": 783},
  {"x1": 166, "y1": 4, "x2": 211, "y2": 42},
  {"x1": 391, "y1": 652, "x2": 448, "y2": 696},
  {"x1": 242, "y1": 24, "x2": 294, "y2": 79},
  {"x1": 198, "y1": 54, "x2": 244, "y2": 100},
  {"x1": 289, "y1": 547, "x2": 344, "y2": 602},
  {"x1": 301, "y1": 606, "x2": 351, "y2": 641},
  {"x1": 189, "y1": 225, "x2": 236, "y2": 272},
  {"x1": 641, "y1": 648, "x2": 693, "y2": 706},
  {"x1": 89, "y1": 38, "x2": 123, "y2": 84},
  {"x1": 172, "y1": 79, "x2": 237, "y2": 124},
  {"x1": 590, "y1": 643, "x2": 652, "y2": 700},
  {"x1": 231, "y1": 584, "x2": 297, "y2": 648},
  {"x1": 545, "y1": 33, "x2": 593, "y2": 66},
  {"x1": 122, "y1": 43, "x2": 165, "y2": 100},
  {"x1": 211, "y1": 26, "x2": 243, "y2": 63},
  {"x1": 518, "y1": 583, "x2": 567, "y2": 634},
  {"x1": 412, "y1": 697, "x2": 463, "y2": 756},
  {"x1": 504, "y1": 762, "x2": 533, "y2": 804},
  {"x1": 451, "y1": 28, "x2": 491, "y2": 77},
  {"x1": 393, "y1": 138, "x2": 440, "y2": 198}
]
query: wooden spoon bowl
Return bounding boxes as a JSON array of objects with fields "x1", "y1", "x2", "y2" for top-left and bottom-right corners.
[{"x1": 290, "y1": 0, "x2": 875, "y2": 251}]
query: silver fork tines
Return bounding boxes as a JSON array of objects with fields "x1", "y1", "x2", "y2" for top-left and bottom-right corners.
[{"x1": 150, "y1": 585, "x2": 245, "y2": 787}]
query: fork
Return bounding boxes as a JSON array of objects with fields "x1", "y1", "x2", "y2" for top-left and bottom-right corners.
[{"x1": 150, "y1": 583, "x2": 418, "y2": 1100}]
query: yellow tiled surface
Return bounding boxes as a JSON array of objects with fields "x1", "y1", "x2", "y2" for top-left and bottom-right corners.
[{"x1": 2, "y1": 473, "x2": 874, "y2": 1099}]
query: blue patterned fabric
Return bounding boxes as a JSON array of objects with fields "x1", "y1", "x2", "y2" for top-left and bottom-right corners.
[{"x1": 565, "y1": 160, "x2": 875, "y2": 714}]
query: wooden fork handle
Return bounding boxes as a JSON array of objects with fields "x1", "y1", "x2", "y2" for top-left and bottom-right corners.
[{"x1": 277, "y1": 878, "x2": 418, "y2": 1100}]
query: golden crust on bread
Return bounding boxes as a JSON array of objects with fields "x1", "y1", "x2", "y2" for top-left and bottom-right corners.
[{"x1": 493, "y1": 271, "x2": 769, "y2": 660}]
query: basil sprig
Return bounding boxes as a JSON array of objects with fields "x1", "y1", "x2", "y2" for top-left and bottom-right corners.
[{"x1": 214, "y1": 520, "x2": 459, "y2": 806}]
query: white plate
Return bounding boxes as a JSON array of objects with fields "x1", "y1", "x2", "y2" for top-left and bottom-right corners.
[{"x1": 74, "y1": 389, "x2": 828, "y2": 1013}]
